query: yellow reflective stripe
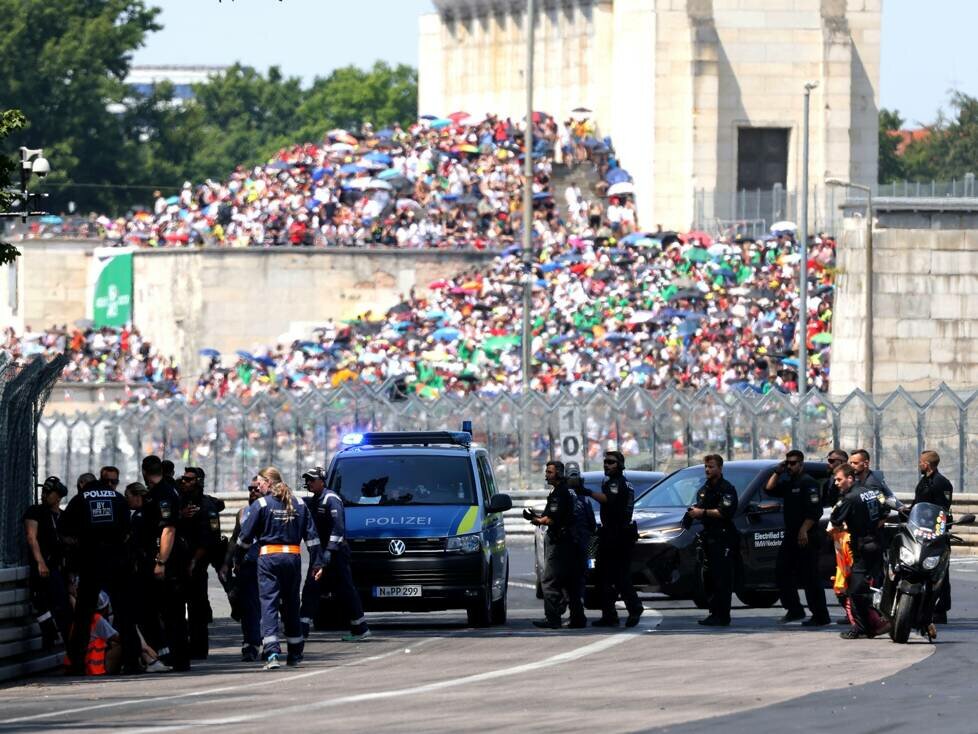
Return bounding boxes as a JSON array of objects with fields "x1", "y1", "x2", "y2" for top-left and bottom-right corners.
[{"x1": 455, "y1": 506, "x2": 479, "y2": 535}]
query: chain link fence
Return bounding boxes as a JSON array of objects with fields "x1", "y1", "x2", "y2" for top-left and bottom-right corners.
[
  {"x1": 38, "y1": 382, "x2": 978, "y2": 498},
  {"x1": 0, "y1": 353, "x2": 67, "y2": 567}
]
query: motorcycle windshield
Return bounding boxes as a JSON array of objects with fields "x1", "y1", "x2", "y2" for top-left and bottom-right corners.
[{"x1": 906, "y1": 502, "x2": 947, "y2": 542}]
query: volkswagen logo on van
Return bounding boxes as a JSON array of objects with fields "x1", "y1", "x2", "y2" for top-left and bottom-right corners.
[{"x1": 388, "y1": 539, "x2": 406, "y2": 556}]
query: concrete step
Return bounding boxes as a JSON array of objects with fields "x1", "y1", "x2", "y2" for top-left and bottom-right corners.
[{"x1": 0, "y1": 651, "x2": 62, "y2": 684}]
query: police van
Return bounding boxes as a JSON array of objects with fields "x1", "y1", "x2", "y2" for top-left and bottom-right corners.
[{"x1": 321, "y1": 426, "x2": 512, "y2": 627}]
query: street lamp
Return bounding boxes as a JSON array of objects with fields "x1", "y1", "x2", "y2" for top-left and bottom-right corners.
[
  {"x1": 825, "y1": 177, "x2": 873, "y2": 394},
  {"x1": 798, "y1": 81, "x2": 817, "y2": 397}
]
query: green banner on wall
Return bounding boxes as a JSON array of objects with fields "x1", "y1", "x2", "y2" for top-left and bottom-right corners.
[{"x1": 91, "y1": 247, "x2": 133, "y2": 327}]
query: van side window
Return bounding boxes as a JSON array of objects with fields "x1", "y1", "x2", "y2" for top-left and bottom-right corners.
[{"x1": 477, "y1": 455, "x2": 496, "y2": 499}]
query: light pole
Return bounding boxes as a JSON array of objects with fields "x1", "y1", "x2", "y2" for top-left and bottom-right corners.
[
  {"x1": 797, "y1": 82, "x2": 817, "y2": 397},
  {"x1": 519, "y1": 0, "x2": 536, "y2": 483},
  {"x1": 1, "y1": 147, "x2": 51, "y2": 222},
  {"x1": 825, "y1": 177, "x2": 874, "y2": 393}
]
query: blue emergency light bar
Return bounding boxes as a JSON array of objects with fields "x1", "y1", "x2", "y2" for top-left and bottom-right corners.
[{"x1": 350, "y1": 430, "x2": 472, "y2": 448}]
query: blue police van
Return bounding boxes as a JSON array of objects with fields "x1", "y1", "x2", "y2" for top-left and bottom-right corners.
[{"x1": 322, "y1": 427, "x2": 513, "y2": 627}]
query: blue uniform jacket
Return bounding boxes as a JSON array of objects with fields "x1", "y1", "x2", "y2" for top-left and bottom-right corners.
[{"x1": 237, "y1": 495, "x2": 323, "y2": 566}]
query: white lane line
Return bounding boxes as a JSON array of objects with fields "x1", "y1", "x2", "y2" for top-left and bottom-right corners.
[
  {"x1": 0, "y1": 636, "x2": 445, "y2": 726},
  {"x1": 118, "y1": 611, "x2": 663, "y2": 734},
  {"x1": 950, "y1": 558, "x2": 978, "y2": 565},
  {"x1": 508, "y1": 581, "x2": 537, "y2": 590}
]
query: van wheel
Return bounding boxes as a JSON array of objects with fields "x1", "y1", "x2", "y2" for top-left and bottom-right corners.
[{"x1": 467, "y1": 587, "x2": 492, "y2": 627}]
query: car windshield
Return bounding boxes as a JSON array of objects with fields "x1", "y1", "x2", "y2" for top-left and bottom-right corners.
[
  {"x1": 329, "y1": 454, "x2": 476, "y2": 506},
  {"x1": 634, "y1": 466, "x2": 762, "y2": 509}
]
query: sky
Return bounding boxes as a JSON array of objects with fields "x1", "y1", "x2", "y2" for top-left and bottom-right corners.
[{"x1": 131, "y1": 0, "x2": 977, "y2": 127}]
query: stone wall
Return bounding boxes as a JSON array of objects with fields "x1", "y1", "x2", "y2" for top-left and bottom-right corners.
[
  {"x1": 0, "y1": 240, "x2": 95, "y2": 332},
  {"x1": 832, "y1": 226, "x2": 978, "y2": 394},
  {"x1": 131, "y1": 247, "x2": 499, "y2": 380}
]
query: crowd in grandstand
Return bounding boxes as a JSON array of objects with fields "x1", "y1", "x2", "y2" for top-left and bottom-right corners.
[{"x1": 4, "y1": 111, "x2": 836, "y2": 399}]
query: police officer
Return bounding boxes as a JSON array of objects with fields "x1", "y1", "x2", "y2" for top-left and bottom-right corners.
[
  {"x1": 527, "y1": 461, "x2": 587, "y2": 630},
  {"x1": 298, "y1": 466, "x2": 370, "y2": 642},
  {"x1": 237, "y1": 466, "x2": 323, "y2": 669},
  {"x1": 177, "y1": 466, "x2": 222, "y2": 660},
  {"x1": 687, "y1": 454, "x2": 738, "y2": 627},
  {"x1": 765, "y1": 450, "x2": 830, "y2": 626},
  {"x1": 831, "y1": 462, "x2": 888, "y2": 639},
  {"x1": 913, "y1": 450, "x2": 953, "y2": 624},
  {"x1": 59, "y1": 474, "x2": 140, "y2": 674},
  {"x1": 23, "y1": 476, "x2": 71, "y2": 650},
  {"x1": 141, "y1": 455, "x2": 191, "y2": 671},
  {"x1": 851, "y1": 449, "x2": 904, "y2": 514},
  {"x1": 221, "y1": 478, "x2": 262, "y2": 661},
  {"x1": 578, "y1": 451, "x2": 643, "y2": 628}
]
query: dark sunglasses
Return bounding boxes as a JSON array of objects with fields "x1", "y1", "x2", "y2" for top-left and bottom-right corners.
[
  {"x1": 179, "y1": 476, "x2": 195, "y2": 483},
  {"x1": 786, "y1": 459, "x2": 802, "y2": 466}
]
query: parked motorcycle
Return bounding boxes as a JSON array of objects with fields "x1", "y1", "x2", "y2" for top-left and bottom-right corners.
[{"x1": 878, "y1": 502, "x2": 975, "y2": 643}]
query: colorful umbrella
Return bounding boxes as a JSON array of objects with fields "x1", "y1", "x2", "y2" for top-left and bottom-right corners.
[{"x1": 811, "y1": 332, "x2": 833, "y2": 345}]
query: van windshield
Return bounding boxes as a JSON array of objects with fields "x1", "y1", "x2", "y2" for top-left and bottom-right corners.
[{"x1": 329, "y1": 455, "x2": 476, "y2": 506}]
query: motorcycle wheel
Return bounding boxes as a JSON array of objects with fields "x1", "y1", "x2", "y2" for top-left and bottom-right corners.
[{"x1": 891, "y1": 592, "x2": 916, "y2": 644}]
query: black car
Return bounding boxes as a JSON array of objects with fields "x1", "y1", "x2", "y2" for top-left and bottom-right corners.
[
  {"x1": 533, "y1": 470, "x2": 665, "y2": 599},
  {"x1": 622, "y1": 460, "x2": 837, "y2": 608}
]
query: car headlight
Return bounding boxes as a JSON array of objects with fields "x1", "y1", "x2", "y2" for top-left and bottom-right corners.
[
  {"x1": 899, "y1": 546, "x2": 917, "y2": 565},
  {"x1": 446, "y1": 533, "x2": 482, "y2": 553},
  {"x1": 637, "y1": 526, "x2": 685, "y2": 543},
  {"x1": 922, "y1": 554, "x2": 941, "y2": 571}
]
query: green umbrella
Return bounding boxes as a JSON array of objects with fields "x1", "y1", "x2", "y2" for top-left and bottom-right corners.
[
  {"x1": 483, "y1": 334, "x2": 520, "y2": 352},
  {"x1": 811, "y1": 332, "x2": 833, "y2": 345},
  {"x1": 683, "y1": 248, "x2": 712, "y2": 263}
]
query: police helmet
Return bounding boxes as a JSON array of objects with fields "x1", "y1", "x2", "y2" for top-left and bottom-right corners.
[{"x1": 302, "y1": 466, "x2": 326, "y2": 483}]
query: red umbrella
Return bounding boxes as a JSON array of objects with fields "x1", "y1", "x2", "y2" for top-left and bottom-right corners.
[
  {"x1": 428, "y1": 279, "x2": 450, "y2": 289},
  {"x1": 447, "y1": 111, "x2": 470, "y2": 123},
  {"x1": 684, "y1": 230, "x2": 714, "y2": 246}
]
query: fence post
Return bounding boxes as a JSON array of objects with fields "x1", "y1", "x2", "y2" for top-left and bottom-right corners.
[{"x1": 959, "y1": 407, "x2": 968, "y2": 495}]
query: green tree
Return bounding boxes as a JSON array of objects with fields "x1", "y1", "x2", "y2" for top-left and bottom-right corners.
[
  {"x1": 0, "y1": 0, "x2": 161, "y2": 213},
  {"x1": 296, "y1": 62, "x2": 418, "y2": 141},
  {"x1": 909, "y1": 92, "x2": 978, "y2": 181},
  {"x1": 0, "y1": 109, "x2": 26, "y2": 264},
  {"x1": 878, "y1": 108, "x2": 906, "y2": 184}
]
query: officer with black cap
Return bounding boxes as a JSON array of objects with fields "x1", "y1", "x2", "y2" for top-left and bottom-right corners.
[
  {"x1": 687, "y1": 454, "x2": 739, "y2": 627},
  {"x1": 298, "y1": 466, "x2": 370, "y2": 642},
  {"x1": 177, "y1": 466, "x2": 222, "y2": 659},
  {"x1": 23, "y1": 476, "x2": 70, "y2": 650},
  {"x1": 60, "y1": 473, "x2": 140, "y2": 674},
  {"x1": 576, "y1": 451, "x2": 643, "y2": 628}
]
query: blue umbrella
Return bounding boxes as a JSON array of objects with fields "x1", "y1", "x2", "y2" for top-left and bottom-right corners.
[
  {"x1": 539, "y1": 262, "x2": 563, "y2": 273},
  {"x1": 501, "y1": 245, "x2": 522, "y2": 257},
  {"x1": 235, "y1": 350, "x2": 255, "y2": 361},
  {"x1": 555, "y1": 252, "x2": 583, "y2": 264},
  {"x1": 548, "y1": 335, "x2": 574, "y2": 346},
  {"x1": 339, "y1": 163, "x2": 366, "y2": 175},
  {"x1": 365, "y1": 151, "x2": 392, "y2": 165},
  {"x1": 377, "y1": 168, "x2": 403, "y2": 181},
  {"x1": 430, "y1": 118, "x2": 453, "y2": 129},
  {"x1": 677, "y1": 322, "x2": 699, "y2": 337},
  {"x1": 605, "y1": 168, "x2": 631, "y2": 184},
  {"x1": 620, "y1": 232, "x2": 646, "y2": 245},
  {"x1": 311, "y1": 166, "x2": 332, "y2": 181},
  {"x1": 632, "y1": 364, "x2": 655, "y2": 375},
  {"x1": 780, "y1": 357, "x2": 801, "y2": 368},
  {"x1": 392, "y1": 321, "x2": 415, "y2": 332},
  {"x1": 299, "y1": 342, "x2": 325, "y2": 354},
  {"x1": 532, "y1": 192, "x2": 552, "y2": 200},
  {"x1": 432, "y1": 327, "x2": 461, "y2": 342},
  {"x1": 165, "y1": 195, "x2": 180, "y2": 205},
  {"x1": 423, "y1": 309, "x2": 447, "y2": 321},
  {"x1": 375, "y1": 128, "x2": 394, "y2": 138},
  {"x1": 198, "y1": 348, "x2": 221, "y2": 359},
  {"x1": 605, "y1": 333, "x2": 634, "y2": 343},
  {"x1": 254, "y1": 355, "x2": 277, "y2": 368},
  {"x1": 40, "y1": 214, "x2": 63, "y2": 225},
  {"x1": 419, "y1": 114, "x2": 438, "y2": 120}
]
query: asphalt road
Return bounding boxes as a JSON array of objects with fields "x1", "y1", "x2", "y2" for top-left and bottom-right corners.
[{"x1": 0, "y1": 542, "x2": 975, "y2": 734}]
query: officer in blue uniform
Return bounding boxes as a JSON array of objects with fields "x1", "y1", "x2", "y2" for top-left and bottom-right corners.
[
  {"x1": 222, "y1": 478, "x2": 262, "y2": 661},
  {"x1": 299, "y1": 466, "x2": 370, "y2": 642},
  {"x1": 237, "y1": 466, "x2": 323, "y2": 669}
]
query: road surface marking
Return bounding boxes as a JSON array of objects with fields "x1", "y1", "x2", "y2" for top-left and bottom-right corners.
[{"x1": 117, "y1": 612, "x2": 663, "y2": 734}]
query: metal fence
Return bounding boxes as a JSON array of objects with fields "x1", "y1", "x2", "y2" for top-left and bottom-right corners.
[
  {"x1": 0, "y1": 354, "x2": 67, "y2": 567},
  {"x1": 693, "y1": 176, "x2": 978, "y2": 238},
  {"x1": 38, "y1": 382, "x2": 978, "y2": 498}
]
